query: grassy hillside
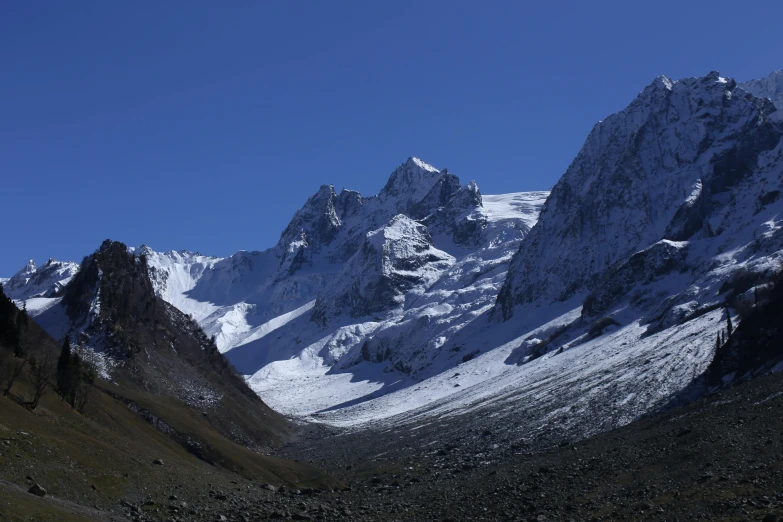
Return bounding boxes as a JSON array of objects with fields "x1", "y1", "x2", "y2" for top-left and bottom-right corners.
[
  {"x1": 0, "y1": 258, "x2": 335, "y2": 522},
  {"x1": 0, "y1": 358, "x2": 330, "y2": 504}
]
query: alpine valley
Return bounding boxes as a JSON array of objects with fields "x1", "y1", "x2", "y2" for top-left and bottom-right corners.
[{"x1": 5, "y1": 70, "x2": 783, "y2": 521}]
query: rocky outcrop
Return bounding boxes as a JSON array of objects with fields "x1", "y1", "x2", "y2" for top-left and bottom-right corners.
[
  {"x1": 582, "y1": 240, "x2": 689, "y2": 318},
  {"x1": 407, "y1": 169, "x2": 463, "y2": 219},
  {"x1": 311, "y1": 215, "x2": 454, "y2": 325},
  {"x1": 277, "y1": 184, "x2": 343, "y2": 268},
  {"x1": 422, "y1": 180, "x2": 487, "y2": 246}
]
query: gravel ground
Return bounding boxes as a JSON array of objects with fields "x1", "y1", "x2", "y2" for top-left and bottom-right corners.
[
  {"x1": 5, "y1": 371, "x2": 783, "y2": 522},
  {"x1": 269, "y1": 370, "x2": 783, "y2": 522}
]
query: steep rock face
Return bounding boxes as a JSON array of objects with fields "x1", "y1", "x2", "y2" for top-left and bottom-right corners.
[
  {"x1": 62, "y1": 240, "x2": 157, "y2": 341},
  {"x1": 335, "y1": 189, "x2": 364, "y2": 219},
  {"x1": 422, "y1": 180, "x2": 486, "y2": 246},
  {"x1": 378, "y1": 157, "x2": 446, "y2": 215},
  {"x1": 582, "y1": 239, "x2": 689, "y2": 318},
  {"x1": 704, "y1": 279, "x2": 783, "y2": 388},
  {"x1": 311, "y1": 215, "x2": 454, "y2": 325},
  {"x1": 498, "y1": 72, "x2": 783, "y2": 319},
  {"x1": 740, "y1": 70, "x2": 783, "y2": 111},
  {"x1": 277, "y1": 184, "x2": 343, "y2": 270},
  {"x1": 3, "y1": 259, "x2": 79, "y2": 300},
  {"x1": 406, "y1": 170, "x2": 463, "y2": 218}
]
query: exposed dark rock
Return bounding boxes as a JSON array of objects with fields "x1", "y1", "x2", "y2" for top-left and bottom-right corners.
[
  {"x1": 582, "y1": 240, "x2": 688, "y2": 318},
  {"x1": 27, "y1": 484, "x2": 47, "y2": 497}
]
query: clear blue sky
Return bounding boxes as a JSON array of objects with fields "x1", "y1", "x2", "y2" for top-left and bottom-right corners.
[{"x1": 2, "y1": 1, "x2": 781, "y2": 275}]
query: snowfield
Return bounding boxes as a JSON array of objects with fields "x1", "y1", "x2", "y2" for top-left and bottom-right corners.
[
  {"x1": 482, "y1": 192, "x2": 549, "y2": 231},
  {"x1": 304, "y1": 309, "x2": 721, "y2": 433}
]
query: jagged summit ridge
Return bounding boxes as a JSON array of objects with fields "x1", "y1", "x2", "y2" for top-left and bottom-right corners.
[
  {"x1": 275, "y1": 157, "x2": 483, "y2": 274},
  {"x1": 143, "y1": 162, "x2": 546, "y2": 382},
  {"x1": 497, "y1": 71, "x2": 782, "y2": 317},
  {"x1": 3, "y1": 257, "x2": 79, "y2": 301},
  {"x1": 378, "y1": 157, "x2": 443, "y2": 213},
  {"x1": 740, "y1": 70, "x2": 783, "y2": 110}
]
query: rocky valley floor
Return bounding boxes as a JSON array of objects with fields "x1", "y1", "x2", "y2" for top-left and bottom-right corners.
[{"x1": 4, "y1": 369, "x2": 783, "y2": 522}]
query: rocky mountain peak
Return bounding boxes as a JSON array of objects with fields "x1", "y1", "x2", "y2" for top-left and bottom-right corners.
[
  {"x1": 4, "y1": 261, "x2": 36, "y2": 293},
  {"x1": 649, "y1": 73, "x2": 674, "y2": 92},
  {"x1": 335, "y1": 188, "x2": 363, "y2": 218},
  {"x1": 418, "y1": 178, "x2": 487, "y2": 246},
  {"x1": 379, "y1": 157, "x2": 445, "y2": 214},
  {"x1": 277, "y1": 184, "x2": 342, "y2": 262},
  {"x1": 62, "y1": 240, "x2": 156, "y2": 332},
  {"x1": 276, "y1": 157, "x2": 476, "y2": 274},
  {"x1": 22, "y1": 259, "x2": 36, "y2": 272},
  {"x1": 134, "y1": 244, "x2": 156, "y2": 257},
  {"x1": 8, "y1": 259, "x2": 37, "y2": 282},
  {"x1": 460, "y1": 180, "x2": 482, "y2": 207},
  {"x1": 497, "y1": 71, "x2": 783, "y2": 318}
]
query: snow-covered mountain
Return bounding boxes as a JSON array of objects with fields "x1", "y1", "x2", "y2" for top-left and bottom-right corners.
[
  {"x1": 127, "y1": 158, "x2": 518, "y2": 344},
  {"x1": 154, "y1": 71, "x2": 783, "y2": 433},
  {"x1": 8, "y1": 70, "x2": 783, "y2": 446},
  {"x1": 498, "y1": 71, "x2": 781, "y2": 316},
  {"x1": 137, "y1": 159, "x2": 548, "y2": 382},
  {"x1": 307, "y1": 70, "x2": 783, "y2": 433},
  {"x1": 3, "y1": 258, "x2": 79, "y2": 300},
  {"x1": 5, "y1": 157, "x2": 547, "y2": 421},
  {"x1": 740, "y1": 70, "x2": 783, "y2": 112},
  {"x1": 111, "y1": 181, "x2": 544, "y2": 423}
]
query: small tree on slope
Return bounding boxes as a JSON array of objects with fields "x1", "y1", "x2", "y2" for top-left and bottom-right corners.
[{"x1": 726, "y1": 309, "x2": 734, "y2": 337}]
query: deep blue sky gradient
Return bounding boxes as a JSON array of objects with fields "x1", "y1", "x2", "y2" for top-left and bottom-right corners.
[{"x1": 2, "y1": 1, "x2": 782, "y2": 275}]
